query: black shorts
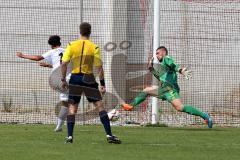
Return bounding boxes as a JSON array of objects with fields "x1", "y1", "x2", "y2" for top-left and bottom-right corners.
[{"x1": 68, "y1": 73, "x2": 102, "y2": 104}]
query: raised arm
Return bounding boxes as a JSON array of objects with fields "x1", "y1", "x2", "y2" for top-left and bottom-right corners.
[{"x1": 148, "y1": 57, "x2": 161, "y2": 80}]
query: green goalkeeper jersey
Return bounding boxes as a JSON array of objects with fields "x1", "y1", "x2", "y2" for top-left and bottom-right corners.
[{"x1": 151, "y1": 56, "x2": 180, "y2": 88}]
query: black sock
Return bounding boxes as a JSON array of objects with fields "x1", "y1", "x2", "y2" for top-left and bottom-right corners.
[
  {"x1": 99, "y1": 110, "x2": 112, "y2": 136},
  {"x1": 67, "y1": 115, "x2": 75, "y2": 137}
]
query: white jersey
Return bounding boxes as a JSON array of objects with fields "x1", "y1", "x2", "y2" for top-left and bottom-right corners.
[
  {"x1": 42, "y1": 47, "x2": 65, "y2": 70},
  {"x1": 42, "y1": 47, "x2": 70, "y2": 101}
]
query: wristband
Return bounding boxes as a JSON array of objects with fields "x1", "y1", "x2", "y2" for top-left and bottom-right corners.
[
  {"x1": 148, "y1": 66, "x2": 154, "y2": 72},
  {"x1": 178, "y1": 69, "x2": 183, "y2": 74},
  {"x1": 100, "y1": 79, "x2": 105, "y2": 86}
]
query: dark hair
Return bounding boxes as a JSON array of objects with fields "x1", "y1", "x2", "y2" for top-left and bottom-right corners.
[
  {"x1": 156, "y1": 46, "x2": 168, "y2": 55},
  {"x1": 48, "y1": 35, "x2": 61, "y2": 47},
  {"x1": 80, "y1": 22, "x2": 91, "y2": 37}
]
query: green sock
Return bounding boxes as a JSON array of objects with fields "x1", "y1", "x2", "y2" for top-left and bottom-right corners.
[
  {"x1": 130, "y1": 92, "x2": 148, "y2": 107},
  {"x1": 182, "y1": 105, "x2": 208, "y2": 120}
]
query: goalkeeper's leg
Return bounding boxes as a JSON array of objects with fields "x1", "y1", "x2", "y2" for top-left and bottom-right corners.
[
  {"x1": 169, "y1": 97, "x2": 213, "y2": 128},
  {"x1": 122, "y1": 85, "x2": 158, "y2": 111}
]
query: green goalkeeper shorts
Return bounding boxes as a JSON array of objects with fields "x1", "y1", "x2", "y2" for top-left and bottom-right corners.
[{"x1": 158, "y1": 84, "x2": 180, "y2": 102}]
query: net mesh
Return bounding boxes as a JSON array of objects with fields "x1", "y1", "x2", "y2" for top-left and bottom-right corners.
[{"x1": 0, "y1": 0, "x2": 240, "y2": 126}]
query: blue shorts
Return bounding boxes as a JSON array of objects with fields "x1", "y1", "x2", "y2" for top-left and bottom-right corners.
[{"x1": 68, "y1": 73, "x2": 102, "y2": 104}]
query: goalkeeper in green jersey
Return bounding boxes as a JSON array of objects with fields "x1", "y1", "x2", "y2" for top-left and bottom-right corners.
[{"x1": 122, "y1": 46, "x2": 213, "y2": 128}]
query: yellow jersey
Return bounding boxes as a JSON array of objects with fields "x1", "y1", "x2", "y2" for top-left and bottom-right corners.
[{"x1": 62, "y1": 39, "x2": 102, "y2": 74}]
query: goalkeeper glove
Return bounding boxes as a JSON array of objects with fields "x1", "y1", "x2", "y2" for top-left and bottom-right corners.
[
  {"x1": 180, "y1": 68, "x2": 192, "y2": 80},
  {"x1": 147, "y1": 57, "x2": 154, "y2": 71},
  {"x1": 148, "y1": 57, "x2": 161, "y2": 80}
]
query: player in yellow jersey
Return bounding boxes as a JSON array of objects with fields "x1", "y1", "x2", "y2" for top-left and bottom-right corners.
[{"x1": 61, "y1": 22, "x2": 121, "y2": 144}]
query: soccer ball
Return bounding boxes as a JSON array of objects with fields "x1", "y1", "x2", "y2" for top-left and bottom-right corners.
[{"x1": 108, "y1": 109, "x2": 120, "y2": 121}]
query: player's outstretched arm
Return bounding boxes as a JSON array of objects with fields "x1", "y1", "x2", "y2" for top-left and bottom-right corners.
[
  {"x1": 164, "y1": 56, "x2": 192, "y2": 80},
  {"x1": 16, "y1": 52, "x2": 44, "y2": 61}
]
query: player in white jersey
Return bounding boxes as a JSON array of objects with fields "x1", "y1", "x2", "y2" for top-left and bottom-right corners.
[{"x1": 16, "y1": 35, "x2": 69, "y2": 132}]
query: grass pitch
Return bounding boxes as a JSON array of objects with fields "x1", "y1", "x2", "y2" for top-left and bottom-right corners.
[{"x1": 0, "y1": 124, "x2": 239, "y2": 160}]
